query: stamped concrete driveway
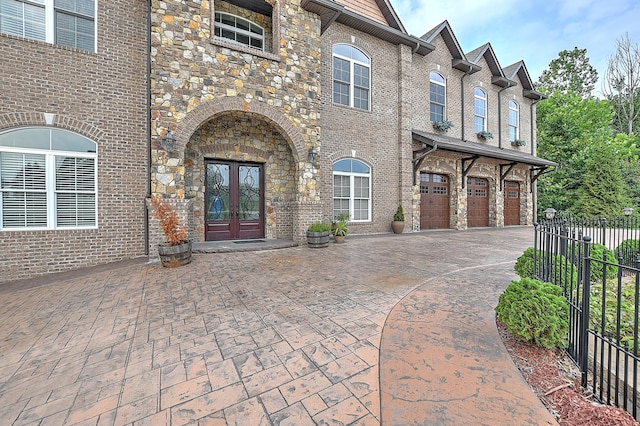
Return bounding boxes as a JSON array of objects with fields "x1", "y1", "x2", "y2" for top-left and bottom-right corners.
[{"x1": 0, "y1": 227, "x2": 556, "y2": 425}]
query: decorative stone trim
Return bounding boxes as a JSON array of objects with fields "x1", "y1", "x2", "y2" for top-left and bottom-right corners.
[{"x1": 0, "y1": 112, "x2": 104, "y2": 141}]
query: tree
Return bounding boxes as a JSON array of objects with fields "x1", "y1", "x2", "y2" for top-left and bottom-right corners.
[
  {"x1": 537, "y1": 47, "x2": 598, "y2": 97},
  {"x1": 571, "y1": 144, "x2": 632, "y2": 217},
  {"x1": 603, "y1": 34, "x2": 640, "y2": 135},
  {"x1": 536, "y1": 92, "x2": 614, "y2": 214}
]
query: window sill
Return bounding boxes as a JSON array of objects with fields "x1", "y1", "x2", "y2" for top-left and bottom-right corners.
[
  {"x1": 330, "y1": 102, "x2": 371, "y2": 114},
  {"x1": 211, "y1": 37, "x2": 279, "y2": 61}
]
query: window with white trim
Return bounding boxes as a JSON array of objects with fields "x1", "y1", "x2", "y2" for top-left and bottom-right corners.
[
  {"x1": 214, "y1": 12, "x2": 264, "y2": 51},
  {"x1": 474, "y1": 88, "x2": 487, "y2": 133},
  {"x1": 508, "y1": 100, "x2": 519, "y2": 141},
  {"x1": 0, "y1": 127, "x2": 97, "y2": 230},
  {"x1": 332, "y1": 44, "x2": 370, "y2": 110},
  {"x1": 0, "y1": 0, "x2": 96, "y2": 51},
  {"x1": 429, "y1": 72, "x2": 446, "y2": 122},
  {"x1": 333, "y1": 159, "x2": 371, "y2": 222}
]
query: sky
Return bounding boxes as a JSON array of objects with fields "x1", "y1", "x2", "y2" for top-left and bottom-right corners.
[{"x1": 392, "y1": 0, "x2": 640, "y2": 95}]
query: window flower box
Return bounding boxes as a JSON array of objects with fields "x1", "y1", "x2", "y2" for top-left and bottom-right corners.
[
  {"x1": 477, "y1": 131, "x2": 493, "y2": 140},
  {"x1": 511, "y1": 139, "x2": 526, "y2": 147},
  {"x1": 432, "y1": 120, "x2": 454, "y2": 132}
]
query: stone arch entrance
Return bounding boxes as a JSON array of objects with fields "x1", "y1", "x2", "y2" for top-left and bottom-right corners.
[{"x1": 185, "y1": 111, "x2": 297, "y2": 242}]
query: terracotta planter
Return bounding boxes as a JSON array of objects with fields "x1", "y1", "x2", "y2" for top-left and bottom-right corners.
[
  {"x1": 391, "y1": 221, "x2": 405, "y2": 234},
  {"x1": 307, "y1": 230, "x2": 330, "y2": 248},
  {"x1": 158, "y1": 241, "x2": 192, "y2": 267},
  {"x1": 334, "y1": 235, "x2": 346, "y2": 243}
]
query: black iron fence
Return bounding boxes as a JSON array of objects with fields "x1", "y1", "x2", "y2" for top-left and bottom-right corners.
[{"x1": 534, "y1": 215, "x2": 640, "y2": 420}]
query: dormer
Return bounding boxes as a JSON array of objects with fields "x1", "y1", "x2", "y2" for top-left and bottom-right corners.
[
  {"x1": 421, "y1": 21, "x2": 480, "y2": 74},
  {"x1": 503, "y1": 61, "x2": 546, "y2": 100},
  {"x1": 467, "y1": 43, "x2": 516, "y2": 88}
]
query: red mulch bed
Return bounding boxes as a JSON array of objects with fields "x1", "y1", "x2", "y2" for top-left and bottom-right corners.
[{"x1": 498, "y1": 321, "x2": 639, "y2": 425}]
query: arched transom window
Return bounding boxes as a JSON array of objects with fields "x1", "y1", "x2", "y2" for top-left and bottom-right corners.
[
  {"x1": 508, "y1": 100, "x2": 519, "y2": 141},
  {"x1": 332, "y1": 44, "x2": 371, "y2": 110},
  {"x1": 333, "y1": 158, "x2": 371, "y2": 221},
  {"x1": 0, "y1": 127, "x2": 97, "y2": 230},
  {"x1": 214, "y1": 12, "x2": 265, "y2": 50},
  {"x1": 474, "y1": 88, "x2": 487, "y2": 133},
  {"x1": 429, "y1": 72, "x2": 446, "y2": 122}
]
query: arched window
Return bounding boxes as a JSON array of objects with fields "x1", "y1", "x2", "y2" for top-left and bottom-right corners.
[
  {"x1": 508, "y1": 100, "x2": 519, "y2": 141},
  {"x1": 333, "y1": 159, "x2": 371, "y2": 221},
  {"x1": 430, "y1": 72, "x2": 446, "y2": 122},
  {"x1": 474, "y1": 88, "x2": 487, "y2": 133},
  {"x1": 332, "y1": 44, "x2": 370, "y2": 110},
  {"x1": 0, "y1": 128, "x2": 97, "y2": 230},
  {"x1": 214, "y1": 12, "x2": 265, "y2": 50}
]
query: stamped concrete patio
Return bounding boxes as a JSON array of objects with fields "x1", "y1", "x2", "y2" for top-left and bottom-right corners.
[{"x1": 0, "y1": 227, "x2": 556, "y2": 425}]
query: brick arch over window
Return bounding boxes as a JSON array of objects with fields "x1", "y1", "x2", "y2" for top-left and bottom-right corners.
[
  {"x1": 0, "y1": 112, "x2": 104, "y2": 142},
  {"x1": 172, "y1": 98, "x2": 306, "y2": 161}
]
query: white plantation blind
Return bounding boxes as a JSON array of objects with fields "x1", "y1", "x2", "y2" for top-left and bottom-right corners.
[
  {"x1": 54, "y1": 0, "x2": 94, "y2": 51},
  {"x1": 0, "y1": 0, "x2": 46, "y2": 41},
  {"x1": 0, "y1": 152, "x2": 47, "y2": 227},
  {"x1": 0, "y1": 128, "x2": 97, "y2": 230},
  {"x1": 0, "y1": 0, "x2": 95, "y2": 52}
]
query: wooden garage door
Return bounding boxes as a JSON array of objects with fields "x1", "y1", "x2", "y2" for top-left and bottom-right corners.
[
  {"x1": 504, "y1": 181, "x2": 520, "y2": 226},
  {"x1": 420, "y1": 173, "x2": 450, "y2": 229},
  {"x1": 467, "y1": 177, "x2": 489, "y2": 227}
]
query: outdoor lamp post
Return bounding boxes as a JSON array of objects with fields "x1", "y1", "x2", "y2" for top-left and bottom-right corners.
[
  {"x1": 544, "y1": 208, "x2": 557, "y2": 220},
  {"x1": 624, "y1": 207, "x2": 633, "y2": 217}
]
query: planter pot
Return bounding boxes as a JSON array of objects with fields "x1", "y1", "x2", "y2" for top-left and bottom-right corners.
[
  {"x1": 391, "y1": 221, "x2": 405, "y2": 234},
  {"x1": 158, "y1": 241, "x2": 192, "y2": 268},
  {"x1": 334, "y1": 235, "x2": 346, "y2": 244},
  {"x1": 307, "y1": 230, "x2": 330, "y2": 248}
]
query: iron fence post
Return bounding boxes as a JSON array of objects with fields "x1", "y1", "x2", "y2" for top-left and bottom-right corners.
[
  {"x1": 533, "y1": 222, "x2": 538, "y2": 279},
  {"x1": 580, "y1": 235, "x2": 592, "y2": 387}
]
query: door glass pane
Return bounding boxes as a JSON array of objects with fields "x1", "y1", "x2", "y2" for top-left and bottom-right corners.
[
  {"x1": 206, "y1": 163, "x2": 229, "y2": 220},
  {"x1": 239, "y1": 165, "x2": 260, "y2": 220}
]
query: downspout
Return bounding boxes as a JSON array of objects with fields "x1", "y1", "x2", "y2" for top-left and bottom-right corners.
[
  {"x1": 497, "y1": 86, "x2": 509, "y2": 149},
  {"x1": 460, "y1": 69, "x2": 470, "y2": 140},
  {"x1": 144, "y1": 0, "x2": 152, "y2": 256},
  {"x1": 530, "y1": 98, "x2": 541, "y2": 222}
]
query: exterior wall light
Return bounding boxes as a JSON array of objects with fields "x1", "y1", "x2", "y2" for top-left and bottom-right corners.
[
  {"x1": 162, "y1": 130, "x2": 175, "y2": 152},
  {"x1": 544, "y1": 208, "x2": 556, "y2": 220},
  {"x1": 308, "y1": 147, "x2": 318, "y2": 163},
  {"x1": 624, "y1": 207, "x2": 634, "y2": 216}
]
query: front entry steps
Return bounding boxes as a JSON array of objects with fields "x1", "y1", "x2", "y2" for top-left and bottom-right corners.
[{"x1": 192, "y1": 239, "x2": 297, "y2": 253}]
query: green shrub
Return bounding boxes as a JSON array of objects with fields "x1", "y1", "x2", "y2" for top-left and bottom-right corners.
[
  {"x1": 496, "y1": 277, "x2": 569, "y2": 349},
  {"x1": 514, "y1": 247, "x2": 537, "y2": 278},
  {"x1": 588, "y1": 243, "x2": 618, "y2": 281},
  {"x1": 615, "y1": 239, "x2": 640, "y2": 268},
  {"x1": 514, "y1": 247, "x2": 578, "y2": 291},
  {"x1": 307, "y1": 222, "x2": 331, "y2": 232}
]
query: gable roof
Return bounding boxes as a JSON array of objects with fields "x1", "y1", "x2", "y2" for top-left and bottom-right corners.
[
  {"x1": 421, "y1": 20, "x2": 480, "y2": 73},
  {"x1": 503, "y1": 61, "x2": 546, "y2": 100},
  {"x1": 301, "y1": 0, "x2": 434, "y2": 55},
  {"x1": 333, "y1": 0, "x2": 405, "y2": 31},
  {"x1": 467, "y1": 43, "x2": 515, "y2": 88}
]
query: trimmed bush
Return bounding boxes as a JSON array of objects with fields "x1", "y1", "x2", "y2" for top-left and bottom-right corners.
[
  {"x1": 515, "y1": 247, "x2": 578, "y2": 290},
  {"x1": 496, "y1": 277, "x2": 569, "y2": 349},
  {"x1": 615, "y1": 239, "x2": 640, "y2": 268},
  {"x1": 588, "y1": 243, "x2": 618, "y2": 281}
]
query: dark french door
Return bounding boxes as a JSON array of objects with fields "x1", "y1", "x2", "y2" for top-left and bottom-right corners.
[{"x1": 205, "y1": 160, "x2": 264, "y2": 241}]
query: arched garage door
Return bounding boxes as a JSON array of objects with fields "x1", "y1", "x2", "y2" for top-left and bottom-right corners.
[
  {"x1": 420, "y1": 173, "x2": 450, "y2": 229},
  {"x1": 467, "y1": 177, "x2": 489, "y2": 227},
  {"x1": 504, "y1": 181, "x2": 520, "y2": 226}
]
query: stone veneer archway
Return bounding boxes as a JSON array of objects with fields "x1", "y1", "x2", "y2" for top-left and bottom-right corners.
[{"x1": 172, "y1": 97, "x2": 307, "y2": 162}]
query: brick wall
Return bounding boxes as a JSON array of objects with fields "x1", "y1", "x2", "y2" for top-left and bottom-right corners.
[{"x1": 0, "y1": 1, "x2": 149, "y2": 283}]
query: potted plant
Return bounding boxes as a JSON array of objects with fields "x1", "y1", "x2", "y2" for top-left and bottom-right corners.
[
  {"x1": 307, "y1": 222, "x2": 331, "y2": 248},
  {"x1": 432, "y1": 120, "x2": 454, "y2": 132},
  {"x1": 511, "y1": 139, "x2": 526, "y2": 147},
  {"x1": 477, "y1": 131, "x2": 493, "y2": 140},
  {"x1": 151, "y1": 196, "x2": 192, "y2": 267},
  {"x1": 333, "y1": 213, "x2": 349, "y2": 243},
  {"x1": 392, "y1": 205, "x2": 405, "y2": 234}
]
